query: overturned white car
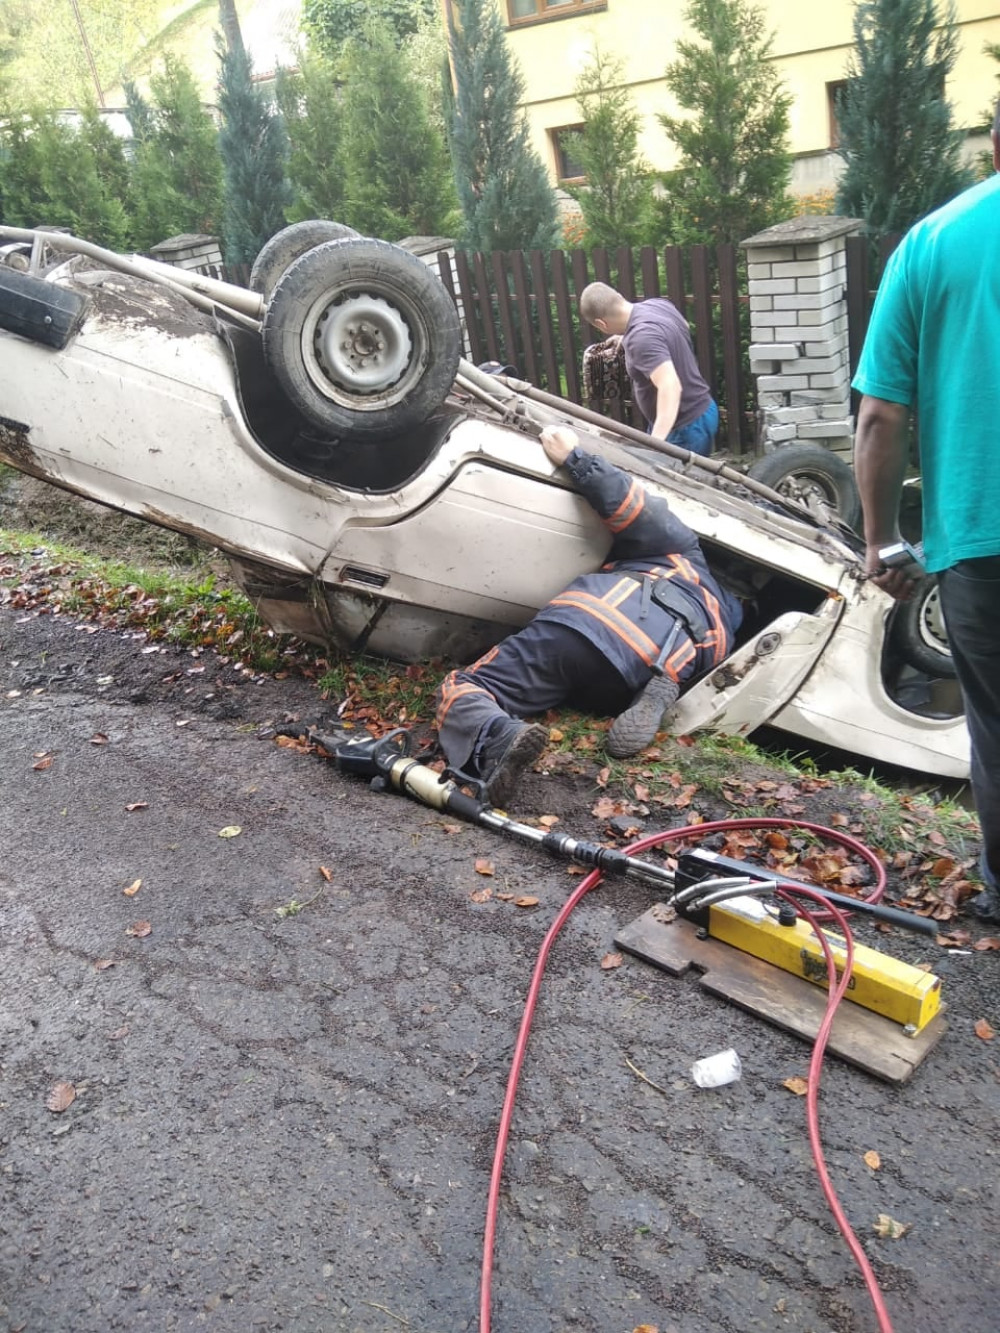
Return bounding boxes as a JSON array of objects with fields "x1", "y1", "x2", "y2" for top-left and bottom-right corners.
[{"x1": 0, "y1": 224, "x2": 966, "y2": 779}]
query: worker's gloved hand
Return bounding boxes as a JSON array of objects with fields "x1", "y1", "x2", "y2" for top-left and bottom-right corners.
[{"x1": 540, "y1": 425, "x2": 578, "y2": 467}]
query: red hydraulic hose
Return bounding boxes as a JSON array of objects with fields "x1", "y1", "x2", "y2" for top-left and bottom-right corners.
[
  {"x1": 776, "y1": 885, "x2": 895, "y2": 1333},
  {"x1": 479, "y1": 817, "x2": 893, "y2": 1333}
]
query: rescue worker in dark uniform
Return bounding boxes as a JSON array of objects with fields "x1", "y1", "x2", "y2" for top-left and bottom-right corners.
[{"x1": 435, "y1": 425, "x2": 742, "y2": 806}]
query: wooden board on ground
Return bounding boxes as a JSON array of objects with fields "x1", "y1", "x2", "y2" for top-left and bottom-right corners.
[{"x1": 615, "y1": 905, "x2": 947, "y2": 1085}]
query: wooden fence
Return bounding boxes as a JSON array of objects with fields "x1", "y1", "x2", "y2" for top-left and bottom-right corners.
[{"x1": 436, "y1": 243, "x2": 752, "y2": 455}]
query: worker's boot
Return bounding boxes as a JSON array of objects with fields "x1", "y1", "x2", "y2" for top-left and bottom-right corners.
[
  {"x1": 969, "y1": 884, "x2": 1000, "y2": 925},
  {"x1": 606, "y1": 675, "x2": 680, "y2": 758},
  {"x1": 475, "y1": 719, "x2": 549, "y2": 809}
]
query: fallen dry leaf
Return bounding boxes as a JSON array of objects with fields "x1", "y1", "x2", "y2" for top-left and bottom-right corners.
[
  {"x1": 124, "y1": 802, "x2": 148, "y2": 813},
  {"x1": 107, "y1": 1025, "x2": 130, "y2": 1041},
  {"x1": 32, "y1": 755, "x2": 54, "y2": 771},
  {"x1": 94, "y1": 958, "x2": 116, "y2": 971},
  {"x1": 783, "y1": 1076, "x2": 809, "y2": 1096},
  {"x1": 45, "y1": 1081, "x2": 76, "y2": 1113},
  {"x1": 469, "y1": 888, "x2": 492, "y2": 904},
  {"x1": 538, "y1": 814, "x2": 559, "y2": 828},
  {"x1": 863, "y1": 1150, "x2": 881, "y2": 1171},
  {"x1": 122, "y1": 878, "x2": 142, "y2": 897},
  {"x1": 496, "y1": 892, "x2": 515, "y2": 901},
  {"x1": 633, "y1": 1325, "x2": 660, "y2": 1333},
  {"x1": 125, "y1": 921, "x2": 152, "y2": 939},
  {"x1": 974, "y1": 1018, "x2": 995, "y2": 1041},
  {"x1": 218, "y1": 825, "x2": 242, "y2": 839},
  {"x1": 596, "y1": 766, "x2": 610, "y2": 788},
  {"x1": 89, "y1": 732, "x2": 109, "y2": 745},
  {"x1": 548, "y1": 727, "x2": 564, "y2": 743},
  {"x1": 515, "y1": 895, "x2": 539, "y2": 908},
  {"x1": 600, "y1": 952, "x2": 623, "y2": 970},
  {"x1": 319, "y1": 865, "x2": 333, "y2": 882},
  {"x1": 474, "y1": 858, "x2": 495, "y2": 877},
  {"x1": 873, "y1": 1213, "x2": 911, "y2": 1240},
  {"x1": 972, "y1": 936, "x2": 1000, "y2": 952},
  {"x1": 440, "y1": 823, "x2": 464, "y2": 835}
]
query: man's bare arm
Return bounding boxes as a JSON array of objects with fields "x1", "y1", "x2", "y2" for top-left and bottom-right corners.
[
  {"x1": 854, "y1": 394, "x2": 918, "y2": 599},
  {"x1": 648, "y1": 360, "x2": 683, "y2": 439}
]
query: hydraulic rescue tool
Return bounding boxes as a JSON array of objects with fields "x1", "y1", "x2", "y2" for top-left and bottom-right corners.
[{"x1": 312, "y1": 727, "x2": 943, "y2": 1033}]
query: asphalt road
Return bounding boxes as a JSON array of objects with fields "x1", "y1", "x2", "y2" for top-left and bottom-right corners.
[{"x1": 1, "y1": 607, "x2": 998, "y2": 1333}]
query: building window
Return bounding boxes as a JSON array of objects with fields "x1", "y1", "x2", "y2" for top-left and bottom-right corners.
[
  {"x1": 551, "y1": 125, "x2": 586, "y2": 183},
  {"x1": 508, "y1": 0, "x2": 606, "y2": 27},
  {"x1": 827, "y1": 81, "x2": 848, "y2": 149}
]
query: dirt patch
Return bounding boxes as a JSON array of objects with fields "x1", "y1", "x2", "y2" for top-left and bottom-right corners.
[{"x1": 0, "y1": 468, "x2": 221, "y2": 573}]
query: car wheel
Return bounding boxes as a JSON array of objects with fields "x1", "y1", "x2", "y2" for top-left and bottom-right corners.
[
  {"x1": 746, "y1": 444, "x2": 861, "y2": 530},
  {"x1": 888, "y1": 577, "x2": 956, "y2": 678},
  {"x1": 261, "y1": 237, "x2": 462, "y2": 441},
  {"x1": 249, "y1": 220, "x2": 360, "y2": 299}
]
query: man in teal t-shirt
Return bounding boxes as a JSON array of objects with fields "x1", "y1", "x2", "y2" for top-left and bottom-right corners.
[{"x1": 853, "y1": 99, "x2": 1000, "y2": 925}]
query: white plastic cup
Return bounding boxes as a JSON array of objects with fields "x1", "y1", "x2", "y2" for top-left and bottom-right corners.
[{"x1": 690, "y1": 1048, "x2": 742, "y2": 1089}]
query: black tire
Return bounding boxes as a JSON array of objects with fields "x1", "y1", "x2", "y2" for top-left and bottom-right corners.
[
  {"x1": 746, "y1": 444, "x2": 861, "y2": 530},
  {"x1": 250, "y1": 220, "x2": 359, "y2": 299},
  {"x1": 262, "y1": 237, "x2": 462, "y2": 441},
  {"x1": 888, "y1": 576, "x2": 956, "y2": 678}
]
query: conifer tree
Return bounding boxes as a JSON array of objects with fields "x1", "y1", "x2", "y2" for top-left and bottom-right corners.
[
  {"x1": 216, "y1": 37, "x2": 291, "y2": 262},
  {"x1": 0, "y1": 107, "x2": 130, "y2": 247},
  {"x1": 275, "y1": 50, "x2": 349, "y2": 224},
  {"x1": 568, "y1": 47, "x2": 654, "y2": 250},
  {"x1": 126, "y1": 56, "x2": 223, "y2": 252},
  {"x1": 835, "y1": 0, "x2": 973, "y2": 233},
  {"x1": 304, "y1": 0, "x2": 436, "y2": 53},
  {"x1": 446, "y1": 0, "x2": 558, "y2": 253},
  {"x1": 658, "y1": 0, "x2": 792, "y2": 245},
  {"x1": 340, "y1": 22, "x2": 457, "y2": 240}
]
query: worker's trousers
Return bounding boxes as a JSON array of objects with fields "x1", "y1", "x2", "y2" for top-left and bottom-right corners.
[{"x1": 436, "y1": 619, "x2": 633, "y2": 774}]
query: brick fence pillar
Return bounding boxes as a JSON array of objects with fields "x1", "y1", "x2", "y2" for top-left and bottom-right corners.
[{"x1": 741, "y1": 215, "x2": 864, "y2": 458}]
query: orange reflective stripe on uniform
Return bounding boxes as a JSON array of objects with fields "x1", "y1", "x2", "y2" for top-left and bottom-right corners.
[
  {"x1": 606, "y1": 481, "x2": 645, "y2": 534},
  {"x1": 606, "y1": 577, "x2": 638, "y2": 609},
  {"x1": 662, "y1": 638, "x2": 696, "y2": 682},
  {"x1": 436, "y1": 670, "x2": 497, "y2": 727},
  {"x1": 548, "y1": 590, "x2": 660, "y2": 666}
]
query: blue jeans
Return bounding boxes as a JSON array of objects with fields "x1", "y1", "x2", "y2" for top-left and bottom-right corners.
[
  {"x1": 667, "y1": 399, "x2": 719, "y2": 458},
  {"x1": 938, "y1": 555, "x2": 1000, "y2": 892}
]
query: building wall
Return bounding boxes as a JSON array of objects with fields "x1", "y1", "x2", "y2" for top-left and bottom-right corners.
[{"x1": 504, "y1": 0, "x2": 1000, "y2": 195}]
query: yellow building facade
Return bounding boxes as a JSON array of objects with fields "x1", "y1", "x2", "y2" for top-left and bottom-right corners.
[{"x1": 502, "y1": 0, "x2": 1000, "y2": 195}]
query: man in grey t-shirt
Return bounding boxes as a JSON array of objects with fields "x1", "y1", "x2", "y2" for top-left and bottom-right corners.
[{"x1": 579, "y1": 282, "x2": 718, "y2": 456}]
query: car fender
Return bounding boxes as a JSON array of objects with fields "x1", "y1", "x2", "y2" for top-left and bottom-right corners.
[{"x1": 670, "y1": 600, "x2": 843, "y2": 737}]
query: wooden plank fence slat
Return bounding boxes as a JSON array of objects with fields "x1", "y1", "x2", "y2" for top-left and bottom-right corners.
[
  {"x1": 689, "y1": 244, "x2": 715, "y2": 391},
  {"x1": 716, "y1": 244, "x2": 745, "y2": 455},
  {"x1": 491, "y1": 251, "x2": 519, "y2": 370},
  {"x1": 551, "y1": 249, "x2": 581, "y2": 402},
  {"x1": 616, "y1": 246, "x2": 637, "y2": 301},
  {"x1": 664, "y1": 246, "x2": 686, "y2": 317},
  {"x1": 639, "y1": 246, "x2": 660, "y2": 299},
  {"x1": 570, "y1": 249, "x2": 598, "y2": 354},
  {"x1": 453, "y1": 251, "x2": 486, "y2": 365},
  {"x1": 592, "y1": 246, "x2": 612, "y2": 286},
  {"x1": 510, "y1": 250, "x2": 540, "y2": 386},
  {"x1": 530, "y1": 250, "x2": 561, "y2": 396},
  {"x1": 473, "y1": 251, "x2": 501, "y2": 362}
]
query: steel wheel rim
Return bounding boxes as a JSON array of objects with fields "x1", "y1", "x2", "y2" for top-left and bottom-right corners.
[{"x1": 301, "y1": 289, "x2": 423, "y2": 408}]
